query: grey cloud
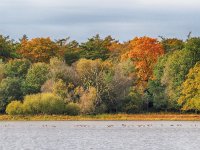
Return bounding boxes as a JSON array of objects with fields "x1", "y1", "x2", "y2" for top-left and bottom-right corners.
[{"x1": 0, "y1": 0, "x2": 200, "y2": 41}]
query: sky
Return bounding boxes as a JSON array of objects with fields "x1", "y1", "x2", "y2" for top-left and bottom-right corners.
[{"x1": 0, "y1": 0, "x2": 200, "y2": 42}]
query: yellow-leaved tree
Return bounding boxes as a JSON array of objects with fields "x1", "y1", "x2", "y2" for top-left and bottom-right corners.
[{"x1": 178, "y1": 62, "x2": 200, "y2": 112}]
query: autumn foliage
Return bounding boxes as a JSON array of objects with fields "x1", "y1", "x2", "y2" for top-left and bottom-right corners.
[
  {"x1": 123, "y1": 37, "x2": 164, "y2": 87},
  {"x1": 178, "y1": 62, "x2": 200, "y2": 111},
  {"x1": 18, "y1": 37, "x2": 61, "y2": 63},
  {"x1": 1, "y1": 34, "x2": 200, "y2": 114}
]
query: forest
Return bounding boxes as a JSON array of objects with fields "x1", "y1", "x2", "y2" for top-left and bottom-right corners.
[{"x1": 0, "y1": 34, "x2": 199, "y2": 115}]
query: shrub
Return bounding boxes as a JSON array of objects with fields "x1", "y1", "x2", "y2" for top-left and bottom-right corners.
[
  {"x1": 6, "y1": 101, "x2": 23, "y2": 115},
  {"x1": 23, "y1": 94, "x2": 42, "y2": 114},
  {"x1": 94, "y1": 103, "x2": 107, "y2": 114},
  {"x1": 23, "y1": 93, "x2": 66, "y2": 115},
  {"x1": 65, "y1": 103, "x2": 80, "y2": 116},
  {"x1": 40, "y1": 93, "x2": 66, "y2": 114}
]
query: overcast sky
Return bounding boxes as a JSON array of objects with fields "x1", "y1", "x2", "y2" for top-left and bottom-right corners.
[{"x1": 0, "y1": 0, "x2": 200, "y2": 42}]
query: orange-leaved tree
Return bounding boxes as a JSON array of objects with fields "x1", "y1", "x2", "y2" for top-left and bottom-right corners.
[
  {"x1": 123, "y1": 37, "x2": 164, "y2": 88},
  {"x1": 18, "y1": 37, "x2": 62, "y2": 63}
]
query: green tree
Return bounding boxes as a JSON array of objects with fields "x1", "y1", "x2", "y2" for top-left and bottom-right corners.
[
  {"x1": 147, "y1": 54, "x2": 170, "y2": 110},
  {"x1": 24, "y1": 63, "x2": 49, "y2": 94},
  {"x1": 161, "y1": 50, "x2": 196, "y2": 109},
  {"x1": 62, "y1": 40, "x2": 80, "y2": 65},
  {"x1": 0, "y1": 77, "x2": 23, "y2": 112},
  {"x1": 4, "y1": 59, "x2": 31, "y2": 78},
  {"x1": 147, "y1": 80, "x2": 168, "y2": 110},
  {"x1": 0, "y1": 35, "x2": 18, "y2": 61},
  {"x1": 185, "y1": 37, "x2": 200, "y2": 60},
  {"x1": 121, "y1": 87, "x2": 144, "y2": 113},
  {"x1": 56, "y1": 38, "x2": 80, "y2": 65},
  {"x1": 79, "y1": 34, "x2": 114, "y2": 60},
  {"x1": 160, "y1": 37, "x2": 184, "y2": 53}
]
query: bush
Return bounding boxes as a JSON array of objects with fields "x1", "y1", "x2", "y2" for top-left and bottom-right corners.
[
  {"x1": 6, "y1": 101, "x2": 23, "y2": 115},
  {"x1": 65, "y1": 103, "x2": 80, "y2": 116},
  {"x1": 23, "y1": 93, "x2": 66, "y2": 115},
  {"x1": 94, "y1": 103, "x2": 107, "y2": 114},
  {"x1": 23, "y1": 94, "x2": 42, "y2": 114}
]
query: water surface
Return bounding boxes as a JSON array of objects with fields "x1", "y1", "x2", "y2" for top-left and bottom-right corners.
[{"x1": 0, "y1": 121, "x2": 199, "y2": 150}]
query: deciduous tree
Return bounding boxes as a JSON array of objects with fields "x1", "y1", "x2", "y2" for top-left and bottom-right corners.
[
  {"x1": 124, "y1": 37, "x2": 164, "y2": 89},
  {"x1": 178, "y1": 62, "x2": 200, "y2": 112},
  {"x1": 18, "y1": 37, "x2": 61, "y2": 63}
]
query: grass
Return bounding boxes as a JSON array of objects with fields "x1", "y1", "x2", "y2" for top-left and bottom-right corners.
[{"x1": 0, "y1": 113, "x2": 200, "y2": 121}]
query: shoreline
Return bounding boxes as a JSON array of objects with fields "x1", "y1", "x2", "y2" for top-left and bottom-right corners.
[{"x1": 0, "y1": 113, "x2": 200, "y2": 121}]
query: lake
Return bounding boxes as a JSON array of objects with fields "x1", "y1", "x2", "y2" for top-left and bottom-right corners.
[{"x1": 0, "y1": 121, "x2": 199, "y2": 150}]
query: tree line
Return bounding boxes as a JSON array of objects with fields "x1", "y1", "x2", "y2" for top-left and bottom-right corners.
[{"x1": 0, "y1": 34, "x2": 199, "y2": 115}]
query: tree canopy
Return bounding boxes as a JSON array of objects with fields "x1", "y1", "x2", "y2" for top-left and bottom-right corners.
[{"x1": 0, "y1": 34, "x2": 200, "y2": 115}]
